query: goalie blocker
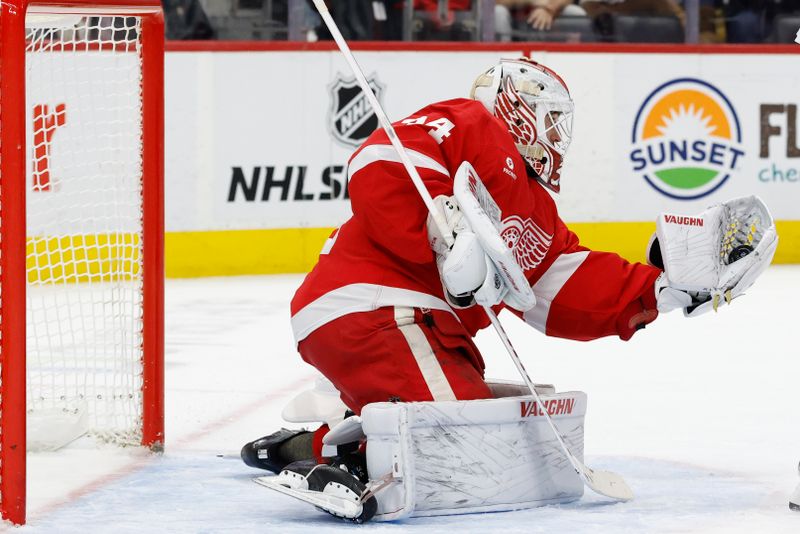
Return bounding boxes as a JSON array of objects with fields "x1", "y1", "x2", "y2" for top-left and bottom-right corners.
[{"x1": 426, "y1": 162, "x2": 537, "y2": 313}]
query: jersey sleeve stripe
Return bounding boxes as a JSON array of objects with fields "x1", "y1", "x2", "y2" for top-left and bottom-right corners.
[
  {"x1": 523, "y1": 251, "x2": 590, "y2": 332},
  {"x1": 348, "y1": 144, "x2": 449, "y2": 182}
]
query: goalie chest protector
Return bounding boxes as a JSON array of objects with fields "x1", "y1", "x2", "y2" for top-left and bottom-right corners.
[{"x1": 361, "y1": 387, "x2": 587, "y2": 521}]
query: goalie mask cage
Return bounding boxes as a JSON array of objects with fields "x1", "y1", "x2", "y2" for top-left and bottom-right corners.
[{"x1": 0, "y1": 0, "x2": 164, "y2": 525}]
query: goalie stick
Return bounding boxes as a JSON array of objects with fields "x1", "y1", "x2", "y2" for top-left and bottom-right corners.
[
  {"x1": 791, "y1": 462, "x2": 800, "y2": 511},
  {"x1": 307, "y1": 0, "x2": 633, "y2": 504}
]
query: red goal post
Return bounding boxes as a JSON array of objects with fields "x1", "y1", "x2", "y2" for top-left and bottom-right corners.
[{"x1": 0, "y1": 0, "x2": 164, "y2": 525}]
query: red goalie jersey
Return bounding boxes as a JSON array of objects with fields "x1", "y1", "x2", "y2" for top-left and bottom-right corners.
[{"x1": 291, "y1": 98, "x2": 661, "y2": 345}]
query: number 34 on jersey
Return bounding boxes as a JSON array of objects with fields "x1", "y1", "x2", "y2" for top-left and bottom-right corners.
[{"x1": 401, "y1": 116, "x2": 455, "y2": 144}]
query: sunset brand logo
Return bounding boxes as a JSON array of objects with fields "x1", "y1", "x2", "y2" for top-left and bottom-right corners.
[
  {"x1": 329, "y1": 74, "x2": 383, "y2": 148},
  {"x1": 630, "y1": 78, "x2": 744, "y2": 200}
]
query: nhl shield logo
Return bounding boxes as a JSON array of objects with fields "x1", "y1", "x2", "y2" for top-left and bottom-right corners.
[{"x1": 329, "y1": 74, "x2": 383, "y2": 148}]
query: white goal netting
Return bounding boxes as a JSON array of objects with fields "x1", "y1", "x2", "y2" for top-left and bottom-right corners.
[{"x1": 23, "y1": 14, "x2": 146, "y2": 448}]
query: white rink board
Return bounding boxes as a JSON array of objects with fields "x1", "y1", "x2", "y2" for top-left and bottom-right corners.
[
  {"x1": 164, "y1": 50, "x2": 520, "y2": 232},
  {"x1": 162, "y1": 49, "x2": 800, "y2": 233},
  {"x1": 26, "y1": 52, "x2": 143, "y2": 235}
]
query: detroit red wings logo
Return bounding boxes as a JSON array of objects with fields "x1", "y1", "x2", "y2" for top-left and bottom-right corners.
[{"x1": 501, "y1": 215, "x2": 552, "y2": 270}]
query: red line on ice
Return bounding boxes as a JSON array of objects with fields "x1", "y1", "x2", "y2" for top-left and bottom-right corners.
[{"x1": 14, "y1": 374, "x2": 314, "y2": 528}]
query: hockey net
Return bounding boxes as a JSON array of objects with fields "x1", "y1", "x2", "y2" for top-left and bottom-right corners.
[{"x1": 0, "y1": 1, "x2": 164, "y2": 524}]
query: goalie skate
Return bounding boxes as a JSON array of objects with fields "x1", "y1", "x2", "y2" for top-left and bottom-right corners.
[
  {"x1": 790, "y1": 462, "x2": 800, "y2": 511},
  {"x1": 254, "y1": 461, "x2": 377, "y2": 523},
  {"x1": 241, "y1": 428, "x2": 313, "y2": 473}
]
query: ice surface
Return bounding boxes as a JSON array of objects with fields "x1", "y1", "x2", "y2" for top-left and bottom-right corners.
[{"x1": 14, "y1": 267, "x2": 800, "y2": 532}]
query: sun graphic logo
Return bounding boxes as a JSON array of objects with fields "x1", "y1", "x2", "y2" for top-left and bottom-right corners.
[{"x1": 630, "y1": 78, "x2": 745, "y2": 200}]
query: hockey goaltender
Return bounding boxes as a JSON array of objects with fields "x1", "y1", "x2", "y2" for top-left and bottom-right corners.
[{"x1": 240, "y1": 58, "x2": 778, "y2": 523}]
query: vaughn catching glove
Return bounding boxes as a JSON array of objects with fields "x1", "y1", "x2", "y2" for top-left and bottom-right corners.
[{"x1": 647, "y1": 195, "x2": 778, "y2": 317}]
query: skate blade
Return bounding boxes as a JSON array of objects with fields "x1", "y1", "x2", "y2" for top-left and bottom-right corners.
[{"x1": 254, "y1": 475, "x2": 363, "y2": 519}]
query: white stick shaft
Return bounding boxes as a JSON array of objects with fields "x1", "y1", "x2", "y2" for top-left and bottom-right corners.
[{"x1": 311, "y1": 0, "x2": 453, "y2": 247}]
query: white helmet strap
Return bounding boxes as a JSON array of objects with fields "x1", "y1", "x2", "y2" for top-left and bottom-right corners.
[
  {"x1": 471, "y1": 73, "x2": 493, "y2": 90},
  {"x1": 470, "y1": 72, "x2": 543, "y2": 102},
  {"x1": 515, "y1": 79, "x2": 543, "y2": 98},
  {"x1": 516, "y1": 143, "x2": 546, "y2": 160}
]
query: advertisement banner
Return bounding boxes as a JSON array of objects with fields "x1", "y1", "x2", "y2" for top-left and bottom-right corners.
[
  {"x1": 162, "y1": 48, "x2": 800, "y2": 274},
  {"x1": 546, "y1": 52, "x2": 800, "y2": 221}
]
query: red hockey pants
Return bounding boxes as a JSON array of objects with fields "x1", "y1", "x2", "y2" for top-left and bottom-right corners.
[{"x1": 298, "y1": 306, "x2": 492, "y2": 414}]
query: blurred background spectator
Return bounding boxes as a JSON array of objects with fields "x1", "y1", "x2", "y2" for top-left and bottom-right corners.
[
  {"x1": 163, "y1": 0, "x2": 215, "y2": 39},
  {"x1": 372, "y1": 0, "x2": 477, "y2": 40},
  {"x1": 404, "y1": 0, "x2": 476, "y2": 40},
  {"x1": 496, "y1": 0, "x2": 582, "y2": 40},
  {"x1": 314, "y1": 0, "x2": 375, "y2": 40},
  {"x1": 166, "y1": 0, "x2": 800, "y2": 44},
  {"x1": 718, "y1": 0, "x2": 800, "y2": 43},
  {"x1": 580, "y1": 0, "x2": 684, "y2": 41}
]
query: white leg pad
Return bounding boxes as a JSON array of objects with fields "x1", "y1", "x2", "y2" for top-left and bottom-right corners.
[{"x1": 362, "y1": 387, "x2": 586, "y2": 521}]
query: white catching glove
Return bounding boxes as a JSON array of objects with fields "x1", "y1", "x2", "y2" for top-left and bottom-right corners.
[
  {"x1": 427, "y1": 195, "x2": 488, "y2": 308},
  {"x1": 647, "y1": 195, "x2": 778, "y2": 317}
]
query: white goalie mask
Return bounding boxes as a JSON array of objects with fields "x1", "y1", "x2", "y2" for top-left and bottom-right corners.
[{"x1": 470, "y1": 58, "x2": 574, "y2": 193}]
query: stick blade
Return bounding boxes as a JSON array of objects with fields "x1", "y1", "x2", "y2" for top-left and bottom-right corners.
[
  {"x1": 582, "y1": 467, "x2": 634, "y2": 502},
  {"x1": 790, "y1": 481, "x2": 800, "y2": 511}
]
